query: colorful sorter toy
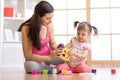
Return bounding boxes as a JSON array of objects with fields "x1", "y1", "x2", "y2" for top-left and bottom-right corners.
[
  {"x1": 57, "y1": 44, "x2": 70, "y2": 62},
  {"x1": 59, "y1": 48, "x2": 70, "y2": 62}
]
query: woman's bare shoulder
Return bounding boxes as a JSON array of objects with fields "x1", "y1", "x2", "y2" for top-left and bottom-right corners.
[{"x1": 21, "y1": 25, "x2": 29, "y2": 32}]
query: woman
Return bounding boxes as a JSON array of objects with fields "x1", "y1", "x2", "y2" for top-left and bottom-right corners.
[{"x1": 18, "y1": 1, "x2": 63, "y2": 73}]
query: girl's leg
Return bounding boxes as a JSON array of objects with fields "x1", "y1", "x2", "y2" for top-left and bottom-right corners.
[
  {"x1": 24, "y1": 61, "x2": 51, "y2": 73},
  {"x1": 74, "y1": 63, "x2": 91, "y2": 73},
  {"x1": 56, "y1": 63, "x2": 70, "y2": 71}
]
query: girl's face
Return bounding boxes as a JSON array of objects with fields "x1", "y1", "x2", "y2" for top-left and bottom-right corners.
[
  {"x1": 77, "y1": 30, "x2": 90, "y2": 42},
  {"x1": 40, "y1": 12, "x2": 54, "y2": 26}
]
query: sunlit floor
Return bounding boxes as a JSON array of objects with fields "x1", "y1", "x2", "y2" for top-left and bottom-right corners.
[{"x1": 0, "y1": 65, "x2": 120, "y2": 80}]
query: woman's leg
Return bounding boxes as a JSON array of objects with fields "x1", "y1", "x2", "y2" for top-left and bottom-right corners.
[
  {"x1": 45, "y1": 58, "x2": 64, "y2": 65},
  {"x1": 74, "y1": 63, "x2": 91, "y2": 73},
  {"x1": 24, "y1": 61, "x2": 51, "y2": 73}
]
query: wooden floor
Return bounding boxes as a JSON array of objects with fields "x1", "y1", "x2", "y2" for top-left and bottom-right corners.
[{"x1": 0, "y1": 66, "x2": 120, "y2": 80}]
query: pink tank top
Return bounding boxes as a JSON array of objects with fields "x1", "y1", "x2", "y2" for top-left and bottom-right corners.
[{"x1": 32, "y1": 27, "x2": 51, "y2": 55}]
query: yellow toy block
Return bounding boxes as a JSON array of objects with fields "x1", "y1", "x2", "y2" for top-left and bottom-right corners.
[
  {"x1": 61, "y1": 70, "x2": 66, "y2": 74},
  {"x1": 60, "y1": 48, "x2": 70, "y2": 62}
]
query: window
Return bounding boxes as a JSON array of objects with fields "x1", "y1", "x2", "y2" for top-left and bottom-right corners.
[{"x1": 47, "y1": 0, "x2": 120, "y2": 64}]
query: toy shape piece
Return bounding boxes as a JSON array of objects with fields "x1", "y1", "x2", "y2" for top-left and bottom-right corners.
[
  {"x1": 57, "y1": 43, "x2": 64, "y2": 49},
  {"x1": 32, "y1": 70, "x2": 37, "y2": 75},
  {"x1": 60, "y1": 48, "x2": 70, "y2": 62}
]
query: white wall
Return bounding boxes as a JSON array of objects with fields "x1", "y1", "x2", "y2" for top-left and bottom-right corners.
[{"x1": 0, "y1": 0, "x2": 4, "y2": 66}]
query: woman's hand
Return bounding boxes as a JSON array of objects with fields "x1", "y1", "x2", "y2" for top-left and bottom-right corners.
[{"x1": 49, "y1": 49, "x2": 62, "y2": 61}]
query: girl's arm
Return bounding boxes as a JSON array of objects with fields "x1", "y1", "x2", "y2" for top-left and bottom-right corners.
[
  {"x1": 71, "y1": 49, "x2": 90, "y2": 59},
  {"x1": 65, "y1": 42, "x2": 72, "y2": 49},
  {"x1": 21, "y1": 26, "x2": 56, "y2": 62}
]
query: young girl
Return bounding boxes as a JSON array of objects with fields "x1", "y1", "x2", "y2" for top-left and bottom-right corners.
[{"x1": 56, "y1": 21, "x2": 98, "y2": 73}]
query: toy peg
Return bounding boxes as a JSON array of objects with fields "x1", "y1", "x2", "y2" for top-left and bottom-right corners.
[{"x1": 57, "y1": 43, "x2": 64, "y2": 49}]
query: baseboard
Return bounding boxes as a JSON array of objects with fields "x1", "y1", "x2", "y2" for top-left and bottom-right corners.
[{"x1": 0, "y1": 65, "x2": 24, "y2": 68}]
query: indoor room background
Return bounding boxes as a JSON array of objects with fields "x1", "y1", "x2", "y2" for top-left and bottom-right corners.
[{"x1": 0, "y1": 0, "x2": 120, "y2": 68}]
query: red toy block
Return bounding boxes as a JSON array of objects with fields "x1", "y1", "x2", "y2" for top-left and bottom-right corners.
[{"x1": 111, "y1": 69, "x2": 116, "y2": 74}]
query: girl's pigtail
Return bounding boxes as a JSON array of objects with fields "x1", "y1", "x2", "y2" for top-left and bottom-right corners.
[
  {"x1": 92, "y1": 26, "x2": 98, "y2": 36},
  {"x1": 74, "y1": 21, "x2": 80, "y2": 29}
]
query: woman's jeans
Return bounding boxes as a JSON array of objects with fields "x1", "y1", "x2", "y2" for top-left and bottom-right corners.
[{"x1": 24, "y1": 58, "x2": 64, "y2": 73}]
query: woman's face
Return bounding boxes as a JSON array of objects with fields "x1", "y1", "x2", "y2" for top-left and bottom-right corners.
[{"x1": 40, "y1": 12, "x2": 54, "y2": 26}]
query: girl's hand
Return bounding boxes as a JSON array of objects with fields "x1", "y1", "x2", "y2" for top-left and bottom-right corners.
[{"x1": 69, "y1": 50, "x2": 75, "y2": 56}]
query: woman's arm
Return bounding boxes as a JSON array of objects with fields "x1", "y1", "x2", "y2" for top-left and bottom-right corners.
[
  {"x1": 21, "y1": 26, "x2": 52, "y2": 62},
  {"x1": 49, "y1": 24, "x2": 58, "y2": 50}
]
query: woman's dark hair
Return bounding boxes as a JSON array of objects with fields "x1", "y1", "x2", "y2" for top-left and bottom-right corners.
[
  {"x1": 18, "y1": 1, "x2": 54, "y2": 50},
  {"x1": 74, "y1": 21, "x2": 98, "y2": 36}
]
